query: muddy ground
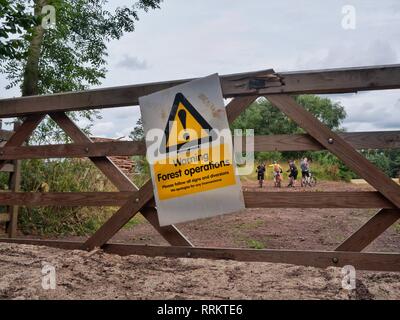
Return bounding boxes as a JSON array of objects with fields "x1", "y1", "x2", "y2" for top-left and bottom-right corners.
[{"x1": 1, "y1": 181, "x2": 400, "y2": 299}]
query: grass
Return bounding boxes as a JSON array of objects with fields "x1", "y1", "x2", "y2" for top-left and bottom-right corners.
[
  {"x1": 246, "y1": 239, "x2": 265, "y2": 249},
  {"x1": 394, "y1": 223, "x2": 400, "y2": 234},
  {"x1": 124, "y1": 214, "x2": 145, "y2": 229},
  {"x1": 234, "y1": 218, "x2": 264, "y2": 230}
]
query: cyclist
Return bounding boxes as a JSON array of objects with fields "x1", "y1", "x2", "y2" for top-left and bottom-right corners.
[
  {"x1": 256, "y1": 163, "x2": 266, "y2": 188},
  {"x1": 287, "y1": 160, "x2": 298, "y2": 187},
  {"x1": 269, "y1": 161, "x2": 283, "y2": 187},
  {"x1": 300, "y1": 157, "x2": 310, "y2": 186}
]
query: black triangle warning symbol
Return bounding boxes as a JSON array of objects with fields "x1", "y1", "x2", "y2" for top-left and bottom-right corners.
[{"x1": 161, "y1": 92, "x2": 217, "y2": 153}]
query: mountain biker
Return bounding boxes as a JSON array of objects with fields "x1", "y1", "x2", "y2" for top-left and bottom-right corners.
[
  {"x1": 287, "y1": 160, "x2": 298, "y2": 187},
  {"x1": 269, "y1": 161, "x2": 283, "y2": 187},
  {"x1": 300, "y1": 157, "x2": 310, "y2": 180},
  {"x1": 256, "y1": 163, "x2": 266, "y2": 187}
]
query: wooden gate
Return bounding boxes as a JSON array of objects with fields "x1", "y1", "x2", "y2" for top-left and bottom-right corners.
[{"x1": 0, "y1": 64, "x2": 399, "y2": 272}]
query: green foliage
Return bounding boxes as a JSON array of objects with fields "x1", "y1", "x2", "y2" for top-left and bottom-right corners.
[
  {"x1": 18, "y1": 159, "x2": 117, "y2": 235},
  {"x1": 130, "y1": 118, "x2": 145, "y2": 142},
  {"x1": 0, "y1": 0, "x2": 35, "y2": 59},
  {"x1": 363, "y1": 149, "x2": 400, "y2": 178},
  {"x1": 394, "y1": 223, "x2": 400, "y2": 234},
  {"x1": 1, "y1": 0, "x2": 162, "y2": 143},
  {"x1": 307, "y1": 151, "x2": 358, "y2": 182},
  {"x1": 130, "y1": 117, "x2": 151, "y2": 180},
  {"x1": 295, "y1": 95, "x2": 346, "y2": 130},
  {"x1": 231, "y1": 95, "x2": 347, "y2": 163},
  {"x1": 255, "y1": 151, "x2": 282, "y2": 163},
  {"x1": 2, "y1": 0, "x2": 162, "y2": 93},
  {"x1": 364, "y1": 150, "x2": 391, "y2": 176},
  {"x1": 231, "y1": 95, "x2": 346, "y2": 135},
  {"x1": 246, "y1": 239, "x2": 265, "y2": 249}
]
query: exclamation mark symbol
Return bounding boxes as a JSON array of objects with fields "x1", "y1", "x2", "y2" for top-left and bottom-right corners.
[{"x1": 178, "y1": 109, "x2": 190, "y2": 141}]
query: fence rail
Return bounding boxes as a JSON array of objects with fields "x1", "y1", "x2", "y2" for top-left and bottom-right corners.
[
  {"x1": 0, "y1": 64, "x2": 399, "y2": 117},
  {"x1": 0, "y1": 130, "x2": 398, "y2": 160}
]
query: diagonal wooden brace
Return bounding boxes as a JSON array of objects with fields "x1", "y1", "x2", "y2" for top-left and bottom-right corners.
[
  {"x1": 82, "y1": 180, "x2": 154, "y2": 250},
  {"x1": 50, "y1": 112, "x2": 193, "y2": 248},
  {"x1": 336, "y1": 209, "x2": 400, "y2": 252},
  {"x1": 0, "y1": 114, "x2": 45, "y2": 171}
]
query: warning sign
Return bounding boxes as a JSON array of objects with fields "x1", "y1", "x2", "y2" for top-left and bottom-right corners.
[
  {"x1": 161, "y1": 92, "x2": 217, "y2": 153},
  {"x1": 139, "y1": 74, "x2": 244, "y2": 226}
]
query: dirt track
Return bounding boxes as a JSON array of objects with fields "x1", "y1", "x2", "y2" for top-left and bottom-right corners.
[
  {"x1": 1, "y1": 181, "x2": 400, "y2": 300},
  {"x1": 1, "y1": 242, "x2": 400, "y2": 300}
]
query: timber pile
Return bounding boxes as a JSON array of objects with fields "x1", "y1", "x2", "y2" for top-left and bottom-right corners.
[{"x1": 91, "y1": 137, "x2": 134, "y2": 174}]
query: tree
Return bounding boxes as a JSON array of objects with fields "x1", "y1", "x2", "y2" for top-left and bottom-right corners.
[
  {"x1": 129, "y1": 118, "x2": 145, "y2": 142},
  {"x1": 231, "y1": 95, "x2": 347, "y2": 162},
  {"x1": 231, "y1": 95, "x2": 346, "y2": 135},
  {"x1": 0, "y1": 0, "x2": 162, "y2": 143},
  {"x1": 0, "y1": 0, "x2": 34, "y2": 60}
]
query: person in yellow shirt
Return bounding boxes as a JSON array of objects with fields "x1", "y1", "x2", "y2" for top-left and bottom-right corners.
[{"x1": 269, "y1": 161, "x2": 283, "y2": 187}]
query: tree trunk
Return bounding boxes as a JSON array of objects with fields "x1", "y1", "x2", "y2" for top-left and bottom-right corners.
[{"x1": 21, "y1": 0, "x2": 47, "y2": 97}]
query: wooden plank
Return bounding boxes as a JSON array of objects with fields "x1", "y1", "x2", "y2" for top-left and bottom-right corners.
[
  {"x1": 4, "y1": 115, "x2": 44, "y2": 146},
  {"x1": 1, "y1": 238, "x2": 399, "y2": 272},
  {"x1": 101, "y1": 244, "x2": 400, "y2": 272},
  {"x1": 0, "y1": 70, "x2": 276, "y2": 117},
  {"x1": 244, "y1": 191, "x2": 394, "y2": 208},
  {"x1": 0, "y1": 191, "x2": 392, "y2": 208},
  {"x1": 252, "y1": 131, "x2": 400, "y2": 152},
  {"x1": 7, "y1": 121, "x2": 22, "y2": 238},
  {"x1": 7, "y1": 159, "x2": 21, "y2": 238},
  {"x1": 0, "y1": 130, "x2": 398, "y2": 160},
  {"x1": 338, "y1": 131, "x2": 400, "y2": 150},
  {"x1": 81, "y1": 180, "x2": 155, "y2": 250},
  {"x1": 260, "y1": 64, "x2": 400, "y2": 95},
  {"x1": 0, "y1": 141, "x2": 146, "y2": 159},
  {"x1": 266, "y1": 94, "x2": 400, "y2": 209},
  {"x1": 226, "y1": 96, "x2": 259, "y2": 123},
  {"x1": 0, "y1": 65, "x2": 399, "y2": 117},
  {"x1": 0, "y1": 192, "x2": 136, "y2": 206},
  {"x1": 336, "y1": 209, "x2": 400, "y2": 252}
]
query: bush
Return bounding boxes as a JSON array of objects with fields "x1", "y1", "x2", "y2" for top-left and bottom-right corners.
[
  {"x1": 17, "y1": 159, "x2": 118, "y2": 236},
  {"x1": 309, "y1": 151, "x2": 358, "y2": 182}
]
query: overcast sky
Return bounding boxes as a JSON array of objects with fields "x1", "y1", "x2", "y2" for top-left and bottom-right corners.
[{"x1": 1, "y1": 0, "x2": 400, "y2": 138}]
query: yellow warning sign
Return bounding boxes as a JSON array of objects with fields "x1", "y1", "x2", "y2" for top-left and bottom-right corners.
[
  {"x1": 154, "y1": 144, "x2": 236, "y2": 200},
  {"x1": 139, "y1": 74, "x2": 245, "y2": 226},
  {"x1": 161, "y1": 93, "x2": 216, "y2": 153}
]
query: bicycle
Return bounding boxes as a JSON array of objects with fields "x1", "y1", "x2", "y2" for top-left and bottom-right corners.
[
  {"x1": 258, "y1": 176, "x2": 264, "y2": 188},
  {"x1": 273, "y1": 172, "x2": 282, "y2": 188},
  {"x1": 301, "y1": 171, "x2": 317, "y2": 187}
]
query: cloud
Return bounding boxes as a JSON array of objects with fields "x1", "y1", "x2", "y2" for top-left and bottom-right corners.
[
  {"x1": 116, "y1": 55, "x2": 149, "y2": 70},
  {"x1": 296, "y1": 39, "x2": 398, "y2": 70},
  {"x1": 88, "y1": 106, "x2": 141, "y2": 139},
  {"x1": 333, "y1": 89, "x2": 400, "y2": 131}
]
